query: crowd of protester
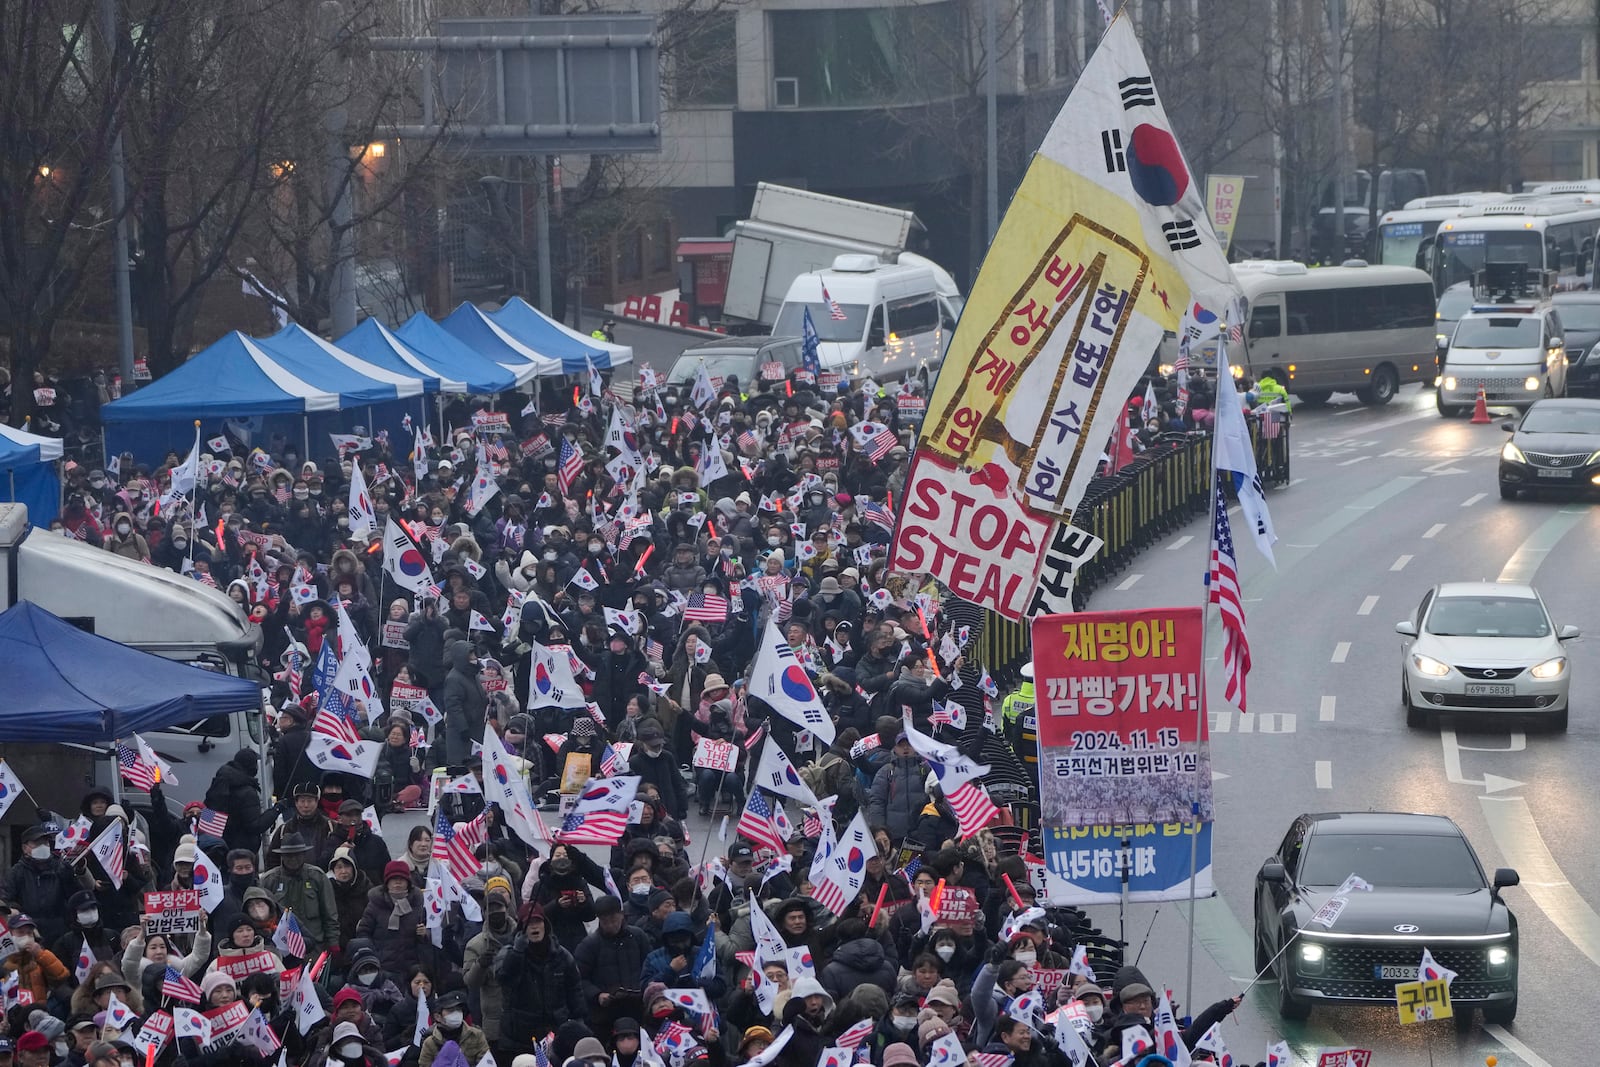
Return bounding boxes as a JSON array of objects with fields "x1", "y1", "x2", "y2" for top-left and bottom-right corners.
[{"x1": 3, "y1": 360, "x2": 1262, "y2": 1067}]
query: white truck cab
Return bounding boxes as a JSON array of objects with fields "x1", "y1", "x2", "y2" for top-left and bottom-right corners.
[
  {"x1": 0, "y1": 504, "x2": 270, "y2": 813},
  {"x1": 772, "y1": 256, "x2": 959, "y2": 384}
]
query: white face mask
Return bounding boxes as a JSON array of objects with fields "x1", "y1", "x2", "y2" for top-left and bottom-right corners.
[
  {"x1": 12, "y1": 935, "x2": 31, "y2": 949},
  {"x1": 1013, "y1": 950, "x2": 1036, "y2": 965},
  {"x1": 1085, "y1": 1004, "x2": 1105, "y2": 1023},
  {"x1": 631, "y1": 884, "x2": 651, "y2": 897},
  {"x1": 767, "y1": 536, "x2": 782, "y2": 547},
  {"x1": 338, "y1": 1044, "x2": 364, "y2": 1060},
  {"x1": 441, "y1": 1011, "x2": 464, "y2": 1029},
  {"x1": 935, "y1": 945, "x2": 956, "y2": 961},
  {"x1": 116, "y1": 523, "x2": 131, "y2": 535},
  {"x1": 77, "y1": 910, "x2": 99, "y2": 926},
  {"x1": 357, "y1": 970, "x2": 378, "y2": 986},
  {"x1": 29, "y1": 844, "x2": 50, "y2": 860},
  {"x1": 891, "y1": 1015, "x2": 916, "y2": 1032}
]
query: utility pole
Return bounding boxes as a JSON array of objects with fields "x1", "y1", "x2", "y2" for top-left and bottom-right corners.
[
  {"x1": 984, "y1": 0, "x2": 999, "y2": 243},
  {"x1": 97, "y1": 0, "x2": 135, "y2": 385},
  {"x1": 1327, "y1": 0, "x2": 1347, "y2": 262},
  {"x1": 322, "y1": 0, "x2": 357, "y2": 336},
  {"x1": 535, "y1": 155, "x2": 553, "y2": 314}
]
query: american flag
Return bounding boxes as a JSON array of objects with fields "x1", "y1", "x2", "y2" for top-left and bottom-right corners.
[
  {"x1": 742, "y1": 723, "x2": 765, "y2": 752},
  {"x1": 558, "y1": 807, "x2": 628, "y2": 846},
  {"x1": 973, "y1": 1055, "x2": 1014, "y2": 1067},
  {"x1": 542, "y1": 411, "x2": 568, "y2": 428},
  {"x1": 819, "y1": 280, "x2": 848, "y2": 321},
  {"x1": 451, "y1": 813, "x2": 487, "y2": 878},
  {"x1": 894, "y1": 855, "x2": 922, "y2": 884},
  {"x1": 645, "y1": 638, "x2": 665, "y2": 663},
  {"x1": 802, "y1": 808, "x2": 822, "y2": 838},
  {"x1": 271, "y1": 910, "x2": 307, "y2": 960},
  {"x1": 558, "y1": 438, "x2": 583, "y2": 494},
  {"x1": 653, "y1": 1022, "x2": 696, "y2": 1057},
  {"x1": 284, "y1": 643, "x2": 304, "y2": 702},
  {"x1": 947, "y1": 781, "x2": 1000, "y2": 837},
  {"x1": 736, "y1": 790, "x2": 786, "y2": 855},
  {"x1": 737, "y1": 430, "x2": 758, "y2": 453},
  {"x1": 835, "y1": 1018, "x2": 877, "y2": 1050},
  {"x1": 162, "y1": 964, "x2": 203, "y2": 1004},
  {"x1": 195, "y1": 807, "x2": 229, "y2": 837},
  {"x1": 1207, "y1": 478, "x2": 1251, "y2": 710},
  {"x1": 683, "y1": 591, "x2": 728, "y2": 622},
  {"x1": 860, "y1": 500, "x2": 894, "y2": 532},
  {"x1": 314, "y1": 702, "x2": 360, "y2": 744},
  {"x1": 115, "y1": 741, "x2": 157, "y2": 792},
  {"x1": 600, "y1": 745, "x2": 623, "y2": 777}
]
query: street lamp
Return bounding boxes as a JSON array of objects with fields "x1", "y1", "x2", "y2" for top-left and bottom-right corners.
[{"x1": 479, "y1": 169, "x2": 552, "y2": 314}]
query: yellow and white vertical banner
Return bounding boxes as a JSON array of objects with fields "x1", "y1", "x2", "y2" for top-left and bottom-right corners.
[{"x1": 1204, "y1": 176, "x2": 1245, "y2": 256}]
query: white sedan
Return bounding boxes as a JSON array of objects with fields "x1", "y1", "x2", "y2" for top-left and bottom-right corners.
[{"x1": 1397, "y1": 581, "x2": 1578, "y2": 731}]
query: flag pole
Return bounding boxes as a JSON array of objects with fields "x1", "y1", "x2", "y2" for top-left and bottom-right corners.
[
  {"x1": 188, "y1": 420, "x2": 200, "y2": 567},
  {"x1": 1185, "y1": 337, "x2": 1227, "y2": 1012}
]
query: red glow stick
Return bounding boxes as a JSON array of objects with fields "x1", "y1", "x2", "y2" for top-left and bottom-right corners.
[{"x1": 868, "y1": 883, "x2": 890, "y2": 928}]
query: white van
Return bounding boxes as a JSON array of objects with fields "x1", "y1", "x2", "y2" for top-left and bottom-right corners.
[
  {"x1": 772, "y1": 255, "x2": 960, "y2": 385},
  {"x1": 1438, "y1": 302, "x2": 1568, "y2": 415},
  {"x1": 1235, "y1": 260, "x2": 1438, "y2": 405}
]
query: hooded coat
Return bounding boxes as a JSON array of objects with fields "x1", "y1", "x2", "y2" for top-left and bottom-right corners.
[
  {"x1": 819, "y1": 937, "x2": 898, "y2": 1001},
  {"x1": 441, "y1": 643, "x2": 486, "y2": 765},
  {"x1": 205, "y1": 750, "x2": 267, "y2": 850}
]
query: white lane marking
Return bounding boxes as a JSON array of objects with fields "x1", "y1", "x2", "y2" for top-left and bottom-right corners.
[
  {"x1": 1288, "y1": 477, "x2": 1306, "y2": 487},
  {"x1": 1319, "y1": 695, "x2": 1336, "y2": 722},
  {"x1": 1331, "y1": 641, "x2": 1351, "y2": 663},
  {"x1": 1390, "y1": 554, "x2": 1412, "y2": 571},
  {"x1": 1499, "y1": 506, "x2": 1589, "y2": 584},
  {"x1": 1439, "y1": 728, "x2": 1527, "y2": 792},
  {"x1": 1116, "y1": 574, "x2": 1143, "y2": 591},
  {"x1": 1484, "y1": 1023, "x2": 1556, "y2": 1067},
  {"x1": 1357, "y1": 595, "x2": 1379, "y2": 615},
  {"x1": 1423, "y1": 522, "x2": 1446, "y2": 538},
  {"x1": 1211, "y1": 770, "x2": 1229, "y2": 781},
  {"x1": 1461, "y1": 492, "x2": 1486, "y2": 507},
  {"x1": 1167, "y1": 535, "x2": 1193, "y2": 551},
  {"x1": 1315, "y1": 761, "x2": 1332, "y2": 789},
  {"x1": 1480, "y1": 794, "x2": 1600, "y2": 970},
  {"x1": 1209, "y1": 711, "x2": 1296, "y2": 734},
  {"x1": 1337, "y1": 456, "x2": 1367, "y2": 466}
]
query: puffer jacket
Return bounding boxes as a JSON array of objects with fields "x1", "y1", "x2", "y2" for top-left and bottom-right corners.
[
  {"x1": 462, "y1": 919, "x2": 513, "y2": 1043},
  {"x1": 572, "y1": 919, "x2": 653, "y2": 1010},
  {"x1": 204, "y1": 749, "x2": 267, "y2": 851},
  {"x1": 354, "y1": 885, "x2": 439, "y2": 976},
  {"x1": 491, "y1": 933, "x2": 585, "y2": 1053},
  {"x1": 819, "y1": 937, "x2": 898, "y2": 1001},
  {"x1": 441, "y1": 643, "x2": 486, "y2": 765},
  {"x1": 866, "y1": 753, "x2": 928, "y2": 840}
]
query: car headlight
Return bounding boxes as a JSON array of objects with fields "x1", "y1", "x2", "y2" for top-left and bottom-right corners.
[
  {"x1": 1436, "y1": 333, "x2": 1448, "y2": 347},
  {"x1": 1443, "y1": 376, "x2": 1458, "y2": 390},
  {"x1": 1488, "y1": 946, "x2": 1510, "y2": 967},
  {"x1": 1502, "y1": 442, "x2": 1526, "y2": 463},
  {"x1": 1158, "y1": 363, "x2": 1175, "y2": 376},
  {"x1": 1525, "y1": 376, "x2": 1541, "y2": 390},
  {"x1": 1412, "y1": 654, "x2": 1451, "y2": 677},
  {"x1": 1586, "y1": 450, "x2": 1600, "y2": 465},
  {"x1": 1530, "y1": 656, "x2": 1567, "y2": 679},
  {"x1": 1298, "y1": 942, "x2": 1324, "y2": 973}
]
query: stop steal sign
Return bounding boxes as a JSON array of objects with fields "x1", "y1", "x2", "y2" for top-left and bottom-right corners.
[{"x1": 890, "y1": 453, "x2": 1053, "y2": 621}]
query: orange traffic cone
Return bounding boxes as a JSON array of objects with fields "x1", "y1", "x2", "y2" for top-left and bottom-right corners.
[{"x1": 1470, "y1": 385, "x2": 1491, "y2": 424}]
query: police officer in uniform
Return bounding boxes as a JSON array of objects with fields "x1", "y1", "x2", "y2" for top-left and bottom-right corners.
[{"x1": 1000, "y1": 662, "x2": 1038, "y2": 828}]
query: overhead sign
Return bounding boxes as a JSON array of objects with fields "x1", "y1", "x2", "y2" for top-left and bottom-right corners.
[{"x1": 1032, "y1": 607, "x2": 1210, "y2": 827}]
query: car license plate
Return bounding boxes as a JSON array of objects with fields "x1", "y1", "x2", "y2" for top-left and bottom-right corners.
[
  {"x1": 1466, "y1": 683, "x2": 1515, "y2": 696},
  {"x1": 1537, "y1": 467, "x2": 1575, "y2": 478},
  {"x1": 1376, "y1": 965, "x2": 1419, "y2": 980}
]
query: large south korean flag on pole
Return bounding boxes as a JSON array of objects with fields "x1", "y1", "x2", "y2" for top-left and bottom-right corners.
[
  {"x1": 749, "y1": 617, "x2": 834, "y2": 745},
  {"x1": 890, "y1": 16, "x2": 1234, "y2": 621}
]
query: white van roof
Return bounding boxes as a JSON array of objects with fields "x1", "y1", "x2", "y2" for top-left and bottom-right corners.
[
  {"x1": 785, "y1": 260, "x2": 942, "y2": 304},
  {"x1": 15, "y1": 525, "x2": 252, "y2": 651},
  {"x1": 1233, "y1": 262, "x2": 1433, "y2": 297}
]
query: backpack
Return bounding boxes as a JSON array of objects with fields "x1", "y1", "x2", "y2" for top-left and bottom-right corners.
[{"x1": 799, "y1": 751, "x2": 845, "y2": 799}]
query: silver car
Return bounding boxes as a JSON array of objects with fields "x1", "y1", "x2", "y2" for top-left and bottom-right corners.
[{"x1": 1397, "y1": 582, "x2": 1578, "y2": 731}]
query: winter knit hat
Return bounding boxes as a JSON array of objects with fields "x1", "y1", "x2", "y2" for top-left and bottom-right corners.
[{"x1": 924, "y1": 979, "x2": 961, "y2": 1008}]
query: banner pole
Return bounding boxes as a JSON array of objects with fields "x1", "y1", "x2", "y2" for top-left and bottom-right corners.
[{"x1": 1186, "y1": 343, "x2": 1227, "y2": 1012}]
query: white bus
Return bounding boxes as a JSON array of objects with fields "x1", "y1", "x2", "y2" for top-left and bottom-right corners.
[
  {"x1": 1433, "y1": 199, "x2": 1600, "y2": 294},
  {"x1": 1235, "y1": 261, "x2": 1437, "y2": 406},
  {"x1": 1375, "y1": 193, "x2": 1508, "y2": 279}
]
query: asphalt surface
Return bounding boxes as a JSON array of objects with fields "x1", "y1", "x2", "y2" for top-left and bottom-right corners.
[{"x1": 1080, "y1": 383, "x2": 1597, "y2": 1067}]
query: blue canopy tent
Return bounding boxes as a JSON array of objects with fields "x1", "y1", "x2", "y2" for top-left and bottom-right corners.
[
  {"x1": 334, "y1": 318, "x2": 453, "y2": 393},
  {"x1": 101, "y1": 332, "x2": 343, "y2": 458},
  {"x1": 490, "y1": 297, "x2": 633, "y2": 372},
  {"x1": 391, "y1": 312, "x2": 527, "y2": 391},
  {"x1": 0, "y1": 601, "x2": 261, "y2": 742},
  {"x1": 439, "y1": 303, "x2": 563, "y2": 379},
  {"x1": 0, "y1": 425, "x2": 63, "y2": 524}
]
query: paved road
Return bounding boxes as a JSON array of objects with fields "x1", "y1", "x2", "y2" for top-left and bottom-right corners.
[{"x1": 1079, "y1": 384, "x2": 1594, "y2": 1066}]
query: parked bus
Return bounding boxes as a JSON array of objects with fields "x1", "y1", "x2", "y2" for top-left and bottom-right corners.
[
  {"x1": 1433, "y1": 199, "x2": 1600, "y2": 295},
  {"x1": 1234, "y1": 260, "x2": 1437, "y2": 406},
  {"x1": 1375, "y1": 193, "x2": 1508, "y2": 283}
]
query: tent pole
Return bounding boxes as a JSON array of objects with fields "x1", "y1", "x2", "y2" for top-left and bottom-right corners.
[
  {"x1": 303, "y1": 416, "x2": 310, "y2": 459},
  {"x1": 367, "y1": 406, "x2": 374, "y2": 436}
]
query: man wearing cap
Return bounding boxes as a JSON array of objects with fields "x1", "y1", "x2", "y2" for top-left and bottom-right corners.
[
  {"x1": 266, "y1": 781, "x2": 336, "y2": 866},
  {"x1": 463, "y1": 875, "x2": 516, "y2": 1047},
  {"x1": 627, "y1": 719, "x2": 687, "y2": 821},
  {"x1": 13, "y1": 1034, "x2": 49, "y2": 1067},
  {"x1": 261, "y1": 831, "x2": 339, "y2": 955},
  {"x1": 0, "y1": 825, "x2": 94, "y2": 949},
  {"x1": 1000, "y1": 662, "x2": 1039, "y2": 772},
  {"x1": 419, "y1": 988, "x2": 489, "y2": 1067},
  {"x1": 573, "y1": 895, "x2": 652, "y2": 1030},
  {"x1": 321, "y1": 800, "x2": 392, "y2": 887},
  {"x1": 0, "y1": 914, "x2": 69, "y2": 1006}
]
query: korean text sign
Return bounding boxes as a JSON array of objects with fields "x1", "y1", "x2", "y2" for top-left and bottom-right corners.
[
  {"x1": 143, "y1": 890, "x2": 204, "y2": 936},
  {"x1": 1040, "y1": 822, "x2": 1213, "y2": 905},
  {"x1": 1032, "y1": 607, "x2": 1212, "y2": 827}
]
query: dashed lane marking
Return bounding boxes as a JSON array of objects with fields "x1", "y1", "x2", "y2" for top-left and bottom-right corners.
[
  {"x1": 1319, "y1": 695, "x2": 1336, "y2": 722},
  {"x1": 1357, "y1": 596, "x2": 1379, "y2": 615},
  {"x1": 1331, "y1": 641, "x2": 1351, "y2": 663}
]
